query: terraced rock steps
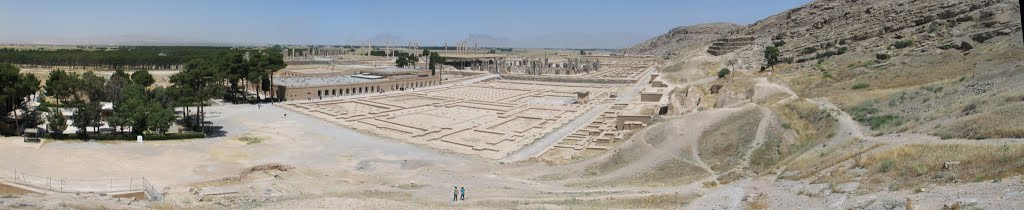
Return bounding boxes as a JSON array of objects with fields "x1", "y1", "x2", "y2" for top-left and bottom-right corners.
[{"x1": 707, "y1": 36, "x2": 755, "y2": 56}]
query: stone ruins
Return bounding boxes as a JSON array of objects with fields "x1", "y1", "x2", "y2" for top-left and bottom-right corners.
[
  {"x1": 282, "y1": 80, "x2": 620, "y2": 159},
  {"x1": 272, "y1": 48, "x2": 665, "y2": 160},
  {"x1": 707, "y1": 36, "x2": 755, "y2": 56}
]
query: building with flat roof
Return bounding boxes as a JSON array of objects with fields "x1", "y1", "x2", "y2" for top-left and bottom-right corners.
[{"x1": 274, "y1": 68, "x2": 440, "y2": 101}]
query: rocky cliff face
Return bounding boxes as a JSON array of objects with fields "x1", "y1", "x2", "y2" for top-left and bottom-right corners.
[{"x1": 621, "y1": 23, "x2": 741, "y2": 56}]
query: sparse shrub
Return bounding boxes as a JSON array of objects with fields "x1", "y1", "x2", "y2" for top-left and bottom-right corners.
[
  {"x1": 847, "y1": 101, "x2": 903, "y2": 130},
  {"x1": 717, "y1": 68, "x2": 731, "y2": 78},
  {"x1": 773, "y1": 40, "x2": 786, "y2": 47},
  {"x1": 802, "y1": 46, "x2": 818, "y2": 54},
  {"x1": 912, "y1": 164, "x2": 928, "y2": 176},
  {"x1": 879, "y1": 159, "x2": 895, "y2": 172},
  {"x1": 892, "y1": 40, "x2": 914, "y2": 49},
  {"x1": 928, "y1": 22, "x2": 939, "y2": 33},
  {"x1": 922, "y1": 85, "x2": 943, "y2": 93},
  {"x1": 836, "y1": 47, "x2": 848, "y2": 55},
  {"x1": 876, "y1": 53, "x2": 891, "y2": 60},
  {"x1": 962, "y1": 103, "x2": 977, "y2": 114},
  {"x1": 702, "y1": 181, "x2": 718, "y2": 188},
  {"x1": 815, "y1": 51, "x2": 836, "y2": 60},
  {"x1": 865, "y1": 115, "x2": 902, "y2": 130},
  {"x1": 783, "y1": 57, "x2": 795, "y2": 64},
  {"x1": 852, "y1": 83, "x2": 870, "y2": 90}
]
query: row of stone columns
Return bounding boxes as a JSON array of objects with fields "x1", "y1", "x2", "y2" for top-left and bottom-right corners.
[
  {"x1": 465, "y1": 57, "x2": 600, "y2": 75},
  {"x1": 282, "y1": 48, "x2": 347, "y2": 60}
]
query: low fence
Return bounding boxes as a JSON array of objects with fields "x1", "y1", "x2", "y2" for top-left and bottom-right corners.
[{"x1": 0, "y1": 168, "x2": 162, "y2": 201}]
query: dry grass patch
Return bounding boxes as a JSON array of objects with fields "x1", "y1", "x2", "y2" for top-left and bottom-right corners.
[
  {"x1": 583, "y1": 141, "x2": 648, "y2": 177},
  {"x1": 716, "y1": 170, "x2": 746, "y2": 185},
  {"x1": 745, "y1": 193, "x2": 770, "y2": 209},
  {"x1": 699, "y1": 108, "x2": 762, "y2": 172},
  {"x1": 937, "y1": 103, "x2": 1024, "y2": 139},
  {"x1": 237, "y1": 135, "x2": 266, "y2": 145},
  {"x1": 782, "y1": 138, "x2": 881, "y2": 180},
  {"x1": 574, "y1": 158, "x2": 709, "y2": 188},
  {"x1": 856, "y1": 144, "x2": 1024, "y2": 190},
  {"x1": 0, "y1": 182, "x2": 37, "y2": 197},
  {"x1": 466, "y1": 194, "x2": 696, "y2": 209},
  {"x1": 752, "y1": 100, "x2": 837, "y2": 174}
]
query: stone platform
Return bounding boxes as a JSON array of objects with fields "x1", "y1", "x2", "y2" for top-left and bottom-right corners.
[{"x1": 282, "y1": 80, "x2": 620, "y2": 159}]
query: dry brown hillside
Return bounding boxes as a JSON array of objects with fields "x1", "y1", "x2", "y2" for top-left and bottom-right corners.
[{"x1": 583, "y1": 0, "x2": 1024, "y2": 208}]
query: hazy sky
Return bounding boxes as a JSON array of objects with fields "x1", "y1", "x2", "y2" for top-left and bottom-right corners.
[{"x1": 0, "y1": 0, "x2": 811, "y2": 48}]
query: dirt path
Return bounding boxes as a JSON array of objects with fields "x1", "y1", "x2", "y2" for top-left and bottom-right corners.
[
  {"x1": 740, "y1": 107, "x2": 772, "y2": 169},
  {"x1": 569, "y1": 105, "x2": 750, "y2": 182}
]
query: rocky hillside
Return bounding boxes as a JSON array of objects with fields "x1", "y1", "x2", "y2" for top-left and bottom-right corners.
[
  {"x1": 621, "y1": 23, "x2": 741, "y2": 56},
  {"x1": 741, "y1": 0, "x2": 1020, "y2": 63},
  {"x1": 629, "y1": 0, "x2": 1020, "y2": 58},
  {"x1": 610, "y1": 1, "x2": 1024, "y2": 208}
]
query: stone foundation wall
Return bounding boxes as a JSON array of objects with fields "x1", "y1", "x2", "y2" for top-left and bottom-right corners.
[
  {"x1": 277, "y1": 76, "x2": 441, "y2": 101},
  {"x1": 499, "y1": 74, "x2": 636, "y2": 84},
  {"x1": 708, "y1": 36, "x2": 755, "y2": 56}
]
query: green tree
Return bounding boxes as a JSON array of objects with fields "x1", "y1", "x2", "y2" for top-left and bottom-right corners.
[
  {"x1": 44, "y1": 69, "x2": 78, "y2": 105},
  {"x1": 79, "y1": 71, "x2": 106, "y2": 102},
  {"x1": 395, "y1": 53, "x2": 418, "y2": 68},
  {"x1": 105, "y1": 69, "x2": 132, "y2": 102},
  {"x1": 2, "y1": 64, "x2": 41, "y2": 134},
  {"x1": 170, "y1": 59, "x2": 224, "y2": 132},
  {"x1": 428, "y1": 52, "x2": 445, "y2": 76},
  {"x1": 71, "y1": 101, "x2": 101, "y2": 134},
  {"x1": 45, "y1": 107, "x2": 67, "y2": 135},
  {"x1": 718, "y1": 68, "x2": 731, "y2": 78},
  {"x1": 119, "y1": 84, "x2": 150, "y2": 134},
  {"x1": 147, "y1": 105, "x2": 175, "y2": 134},
  {"x1": 262, "y1": 51, "x2": 287, "y2": 101},
  {"x1": 131, "y1": 70, "x2": 155, "y2": 87},
  {"x1": 764, "y1": 46, "x2": 781, "y2": 70}
]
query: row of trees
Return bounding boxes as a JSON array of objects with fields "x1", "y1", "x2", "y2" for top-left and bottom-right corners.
[
  {"x1": 3, "y1": 48, "x2": 286, "y2": 136},
  {"x1": 168, "y1": 50, "x2": 286, "y2": 131},
  {"x1": 41, "y1": 68, "x2": 173, "y2": 135},
  {"x1": 0, "y1": 64, "x2": 41, "y2": 135},
  {"x1": 0, "y1": 46, "x2": 232, "y2": 70},
  {"x1": 421, "y1": 50, "x2": 445, "y2": 76},
  {"x1": 394, "y1": 51, "x2": 419, "y2": 68}
]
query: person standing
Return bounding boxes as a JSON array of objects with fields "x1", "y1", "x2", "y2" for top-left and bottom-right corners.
[
  {"x1": 453, "y1": 186, "x2": 459, "y2": 201},
  {"x1": 460, "y1": 186, "x2": 466, "y2": 201}
]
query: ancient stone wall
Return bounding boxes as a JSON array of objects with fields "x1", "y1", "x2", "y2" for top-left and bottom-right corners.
[{"x1": 707, "y1": 36, "x2": 755, "y2": 56}]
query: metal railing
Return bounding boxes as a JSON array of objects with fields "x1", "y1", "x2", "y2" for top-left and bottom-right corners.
[{"x1": 1, "y1": 168, "x2": 162, "y2": 201}]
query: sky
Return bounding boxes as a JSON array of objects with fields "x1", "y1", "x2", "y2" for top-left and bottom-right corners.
[{"x1": 0, "y1": 0, "x2": 811, "y2": 49}]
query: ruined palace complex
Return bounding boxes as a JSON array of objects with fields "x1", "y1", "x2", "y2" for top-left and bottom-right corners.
[
  {"x1": 442, "y1": 54, "x2": 601, "y2": 75},
  {"x1": 274, "y1": 67, "x2": 440, "y2": 101},
  {"x1": 273, "y1": 48, "x2": 666, "y2": 160}
]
